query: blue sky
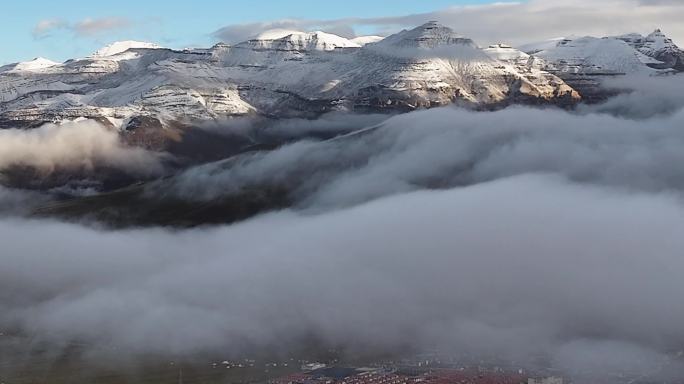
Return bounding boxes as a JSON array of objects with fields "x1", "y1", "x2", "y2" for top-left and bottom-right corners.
[{"x1": 1, "y1": 0, "x2": 498, "y2": 64}]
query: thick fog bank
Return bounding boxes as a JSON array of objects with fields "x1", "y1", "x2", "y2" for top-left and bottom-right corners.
[
  {"x1": 2, "y1": 175, "x2": 684, "y2": 380},
  {"x1": 2, "y1": 75, "x2": 684, "y2": 382}
]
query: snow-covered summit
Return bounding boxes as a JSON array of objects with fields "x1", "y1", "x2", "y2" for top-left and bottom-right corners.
[
  {"x1": 646, "y1": 29, "x2": 675, "y2": 51},
  {"x1": 92, "y1": 41, "x2": 163, "y2": 57},
  {"x1": 238, "y1": 31, "x2": 360, "y2": 51},
  {"x1": 484, "y1": 44, "x2": 530, "y2": 61},
  {"x1": 523, "y1": 30, "x2": 683, "y2": 74},
  {"x1": 377, "y1": 21, "x2": 476, "y2": 50},
  {"x1": 7, "y1": 57, "x2": 60, "y2": 72},
  {"x1": 615, "y1": 29, "x2": 684, "y2": 70},
  {"x1": 526, "y1": 36, "x2": 660, "y2": 74},
  {"x1": 253, "y1": 29, "x2": 303, "y2": 40},
  {"x1": 14, "y1": 22, "x2": 684, "y2": 133},
  {"x1": 515, "y1": 33, "x2": 680, "y2": 102}
]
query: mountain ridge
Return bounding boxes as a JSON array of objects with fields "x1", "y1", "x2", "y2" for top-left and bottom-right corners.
[{"x1": 1, "y1": 23, "x2": 681, "y2": 142}]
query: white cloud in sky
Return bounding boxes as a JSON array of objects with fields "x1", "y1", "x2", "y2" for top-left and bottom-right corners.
[
  {"x1": 73, "y1": 17, "x2": 132, "y2": 37},
  {"x1": 213, "y1": 0, "x2": 684, "y2": 47},
  {"x1": 32, "y1": 19, "x2": 70, "y2": 38},
  {"x1": 32, "y1": 17, "x2": 133, "y2": 39}
]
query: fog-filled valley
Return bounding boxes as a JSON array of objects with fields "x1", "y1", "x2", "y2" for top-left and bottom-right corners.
[
  {"x1": 1, "y1": 72, "x2": 684, "y2": 383},
  {"x1": 3, "y1": 5, "x2": 684, "y2": 381}
]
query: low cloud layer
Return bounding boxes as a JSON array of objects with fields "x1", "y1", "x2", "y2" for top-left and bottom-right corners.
[
  {"x1": 163, "y1": 76, "x2": 684, "y2": 214},
  {"x1": 581, "y1": 75, "x2": 684, "y2": 118},
  {"x1": 1, "y1": 66, "x2": 684, "y2": 382},
  {"x1": 197, "y1": 112, "x2": 390, "y2": 141},
  {"x1": 2, "y1": 175, "x2": 684, "y2": 381},
  {"x1": 0, "y1": 186, "x2": 48, "y2": 215}
]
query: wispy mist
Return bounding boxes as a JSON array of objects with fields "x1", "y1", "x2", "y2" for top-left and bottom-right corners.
[
  {"x1": 581, "y1": 74, "x2": 684, "y2": 118},
  {"x1": 0, "y1": 120, "x2": 165, "y2": 176}
]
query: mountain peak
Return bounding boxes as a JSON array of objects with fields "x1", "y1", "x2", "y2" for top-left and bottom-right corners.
[
  {"x1": 254, "y1": 29, "x2": 303, "y2": 41},
  {"x1": 647, "y1": 29, "x2": 669, "y2": 40},
  {"x1": 484, "y1": 44, "x2": 530, "y2": 62},
  {"x1": 10, "y1": 57, "x2": 60, "y2": 72},
  {"x1": 27, "y1": 57, "x2": 58, "y2": 65},
  {"x1": 239, "y1": 30, "x2": 360, "y2": 51},
  {"x1": 377, "y1": 21, "x2": 476, "y2": 50},
  {"x1": 644, "y1": 28, "x2": 680, "y2": 50},
  {"x1": 92, "y1": 41, "x2": 163, "y2": 57},
  {"x1": 418, "y1": 20, "x2": 443, "y2": 29}
]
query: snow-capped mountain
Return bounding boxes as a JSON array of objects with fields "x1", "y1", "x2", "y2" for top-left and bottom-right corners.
[
  {"x1": 519, "y1": 29, "x2": 683, "y2": 101},
  {"x1": 238, "y1": 30, "x2": 361, "y2": 51},
  {"x1": 616, "y1": 29, "x2": 684, "y2": 71},
  {"x1": 1, "y1": 57, "x2": 61, "y2": 73},
  {"x1": 524, "y1": 36, "x2": 662, "y2": 74},
  {"x1": 3, "y1": 22, "x2": 678, "y2": 143},
  {"x1": 0, "y1": 22, "x2": 581, "y2": 139},
  {"x1": 378, "y1": 22, "x2": 477, "y2": 49}
]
